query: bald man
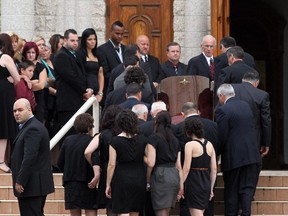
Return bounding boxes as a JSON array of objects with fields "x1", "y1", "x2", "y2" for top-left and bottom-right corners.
[
  {"x1": 11, "y1": 98, "x2": 54, "y2": 216},
  {"x1": 136, "y1": 35, "x2": 163, "y2": 87},
  {"x1": 187, "y1": 35, "x2": 217, "y2": 81}
]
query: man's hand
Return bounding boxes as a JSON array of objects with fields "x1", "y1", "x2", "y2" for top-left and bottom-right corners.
[
  {"x1": 83, "y1": 88, "x2": 94, "y2": 101},
  {"x1": 260, "y1": 146, "x2": 269, "y2": 157},
  {"x1": 15, "y1": 183, "x2": 24, "y2": 193}
]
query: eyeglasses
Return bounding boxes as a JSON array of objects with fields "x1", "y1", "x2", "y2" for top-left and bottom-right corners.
[{"x1": 203, "y1": 45, "x2": 215, "y2": 49}]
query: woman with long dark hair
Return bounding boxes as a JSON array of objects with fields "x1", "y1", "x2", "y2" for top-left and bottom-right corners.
[
  {"x1": 145, "y1": 111, "x2": 183, "y2": 216},
  {"x1": 78, "y1": 28, "x2": 104, "y2": 103},
  {"x1": 0, "y1": 33, "x2": 20, "y2": 173},
  {"x1": 182, "y1": 118, "x2": 217, "y2": 216}
]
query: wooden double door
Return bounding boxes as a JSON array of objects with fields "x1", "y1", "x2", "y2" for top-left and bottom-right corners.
[{"x1": 106, "y1": 0, "x2": 173, "y2": 62}]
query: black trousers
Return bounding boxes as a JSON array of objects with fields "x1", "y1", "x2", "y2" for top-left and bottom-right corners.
[
  {"x1": 223, "y1": 163, "x2": 259, "y2": 216},
  {"x1": 18, "y1": 195, "x2": 47, "y2": 216}
]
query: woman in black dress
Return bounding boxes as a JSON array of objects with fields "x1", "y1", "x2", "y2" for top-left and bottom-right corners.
[
  {"x1": 106, "y1": 109, "x2": 147, "y2": 216},
  {"x1": 182, "y1": 118, "x2": 217, "y2": 216},
  {"x1": 0, "y1": 33, "x2": 20, "y2": 173},
  {"x1": 145, "y1": 111, "x2": 184, "y2": 216},
  {"x1": 58, "y1": 113, "x2": 100, "y2": 216},
  {"x1": 85, "y1": 105, "x2": 122, "y2": 216},
  {"x1": 78, "y1": 28, "x2": 104, "y2": 103}
]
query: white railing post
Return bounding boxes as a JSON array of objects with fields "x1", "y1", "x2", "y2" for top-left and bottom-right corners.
[{"x1": 50, "y1": 96, "x2": 99, "y2": 150}]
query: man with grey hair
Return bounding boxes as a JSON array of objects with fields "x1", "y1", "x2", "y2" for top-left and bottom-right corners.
[
  {"x1": 215, "y1": 83, "x2": 261, "y2": 216},
  {"x1": 187, "y1": 35, "x2": 216, "y2": 81},
  {"x1": 139, "y1": 101, "x2": 167, "y2": 137},
  {"x1": 132, "y1": 103, "x2": 149, "y2": 125}
]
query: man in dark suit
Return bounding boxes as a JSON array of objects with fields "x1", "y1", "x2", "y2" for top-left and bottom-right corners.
[
  {"x1": 11, "y1": 98, "x2": 54, "y2": 216},
  {"x1": 54, "y1": 29, "x2": 93, "y2": 133},
  {"x1": 104, "y1": 66, "x2": 154, "y2": 110},
  {"x1": 136, "y1": 35, "x2": 162, "y2": 88},
  {"x1": 232, "y1": 70, "x2": 271, "y2": 199},
  {"x1": 214, "y1": 36, "x2": 255, "y2": 76},
  {"x1": 215, "y1": 84, "x2": 262, "y2": 216},
  {"x1": 187, "y1": 35, "x2": 216, "y2": 82},
  {"x1": 119, "y1": 82, "x2": 150, "y2": 110},
  {"x1": 107, "y1": 44, "x2": 154, "y2": 95},
  {"x1": 97, "y1": 21, "x2": 126, "y2": 97},
  {"x1": 159, "y1": 42, "x2": 187, "y2": 81},
  {"x1": 174, "y1": 102, "x2": 218, "y2": 216},
  {"x1": 138, "y1": 101, "x2": 167, "y2": 137},
  {"x1": 132, "y1": 103, "x2": 149, "y2": 126},
  {"x1": 232, "y1": 70, "x2": 271, "y2": 156},
  {"x1": 216, "y1": 46, "x2": 255, "y2": 91}
]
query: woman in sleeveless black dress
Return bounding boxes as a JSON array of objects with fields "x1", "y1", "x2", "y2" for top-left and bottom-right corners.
[
  {"x1": 106, "y1": 110, "x2": 147, "y2": 215},
  {"x1": 183, "y1": 118, "x2": 217, "y2": 216},
  {"x1": 78, "y1": 28, "x2": 104, "y2": 104},
  {"x1": 0, "y1": 33, "x2": 20, "y2": 173}
]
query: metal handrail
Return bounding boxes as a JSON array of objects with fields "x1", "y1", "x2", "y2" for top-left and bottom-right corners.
[{"x1": 49, "y1": 96, "x2": 100, "y2": 150}]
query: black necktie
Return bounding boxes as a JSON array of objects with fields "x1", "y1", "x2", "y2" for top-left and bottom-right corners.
[
  {"x1": 115, "y1": 47, "x2": 120, "y2": 53},
  {"x1": 145, "y1": 55, "x2": 148, "y2": 62}
]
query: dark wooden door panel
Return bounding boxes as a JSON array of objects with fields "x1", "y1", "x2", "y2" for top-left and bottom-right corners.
[{"x1": 107, "y1": 0, "x2": 173, "y2": 62}]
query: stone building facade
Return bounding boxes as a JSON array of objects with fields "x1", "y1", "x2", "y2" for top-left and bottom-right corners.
[{"x1": 0, "y1": 0, "x2": 211, "y2": 64}]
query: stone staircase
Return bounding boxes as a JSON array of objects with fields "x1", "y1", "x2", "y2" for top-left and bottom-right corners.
[
  {"x1": 214, "y1": 171, "x2": 288, "y2": 215},
  {"x1": 0, "y1": 173, "x2": 106, "y2": 216},
  {"x1": 1, "y1": 171, "x2": 288, "y2": 215}
]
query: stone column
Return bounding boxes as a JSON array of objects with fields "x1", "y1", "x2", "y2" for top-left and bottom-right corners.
[
  {"x1": 1, "y1": 0, "x2": 35, "y2": 40},
  {"x1": 180, "y1": 0, "x2": 211, "y2": 63}
]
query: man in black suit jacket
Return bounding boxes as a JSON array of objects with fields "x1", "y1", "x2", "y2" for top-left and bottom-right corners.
[
  {"x1": 232, "y1": 70, "x2": 271, "y2": 199},
  {"x1": 119, "y1": 83, "x2": 150, "y2": 110},
  {"x1": 97, "y1": 21, "x2": 126, "y2": 97},
  {"x1": 174, "y1": 102, "x2": 218, "y2": 216},
  {"x1": 54, "y1": 29, "x2": 93, "y2": 133},
  {"x1": 136, "y1": 35, "x2": 162, "y2": 87},
  {"x1": 160, "y1": 42, "x2": 187, "y2": 81},
  {"x1": 187, "y1": 35, "x2": 216, "y2": 82},
  {"x1": 216, "y1": 46, "x2": 255, "y2": 91},
  {"x1": 132, "y1": 104, "x2": 149, "y2": 126},
  {"x1": 11, "y1": 98, "x2": 54, "y2": 216},
  {"x1": 215, "y1": 84, "x2": 262, "y2": 216},
  {"x1": 214, "y1": 36, "x2": 255, "y2": 78},
  {"x1": 104, "y1": 66, "x2": 154, "y2": 111},
  {"x1": 232, "y1": 70, "x2": 271, "y2": 155}
]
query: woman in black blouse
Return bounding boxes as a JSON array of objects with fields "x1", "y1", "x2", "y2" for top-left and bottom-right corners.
[{"x1": 145, "y1": 111, "x2": 184, "y2": 216}]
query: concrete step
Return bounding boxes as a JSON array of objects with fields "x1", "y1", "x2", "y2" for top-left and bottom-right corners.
[
  {"x1": 0, "y1": 200, "x2": 107, "y2": 215},
  {"x1": 2, "y1": 171, "x2": 288, "y2": 215},
  {"x1": 214, "y1": 201, "x2": 288, "y2": 215},
  {"x1": 215, "y1": 186, "x2": 288, "y2": 201},
  {"x1": 216, "y1": 170, "x2": 288, "y2": 187}
]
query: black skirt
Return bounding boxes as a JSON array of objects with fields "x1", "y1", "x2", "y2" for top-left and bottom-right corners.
[{"x1": 64, "y1": 181, "x2": 98, "y2": 210}]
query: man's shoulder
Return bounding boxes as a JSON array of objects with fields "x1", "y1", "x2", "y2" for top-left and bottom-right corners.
[
  {"x1": 188, "y1": 53, "x2": 204, "y2": 65},
  {"x1": 98, "y1": 41, "x2": 110, "y2": 48},
  {"x1": 148, "y1": 54, "x2": 160, "y2": 62}
]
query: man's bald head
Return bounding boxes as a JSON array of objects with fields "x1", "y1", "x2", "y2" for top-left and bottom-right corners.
[{"x1": 13, "y1": 98, "x2": 33, "y2": 124}]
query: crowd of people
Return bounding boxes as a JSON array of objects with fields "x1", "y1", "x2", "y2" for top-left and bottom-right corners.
[{"x1": 0, "y1": 19, "x2": 272, "y2": 216}]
